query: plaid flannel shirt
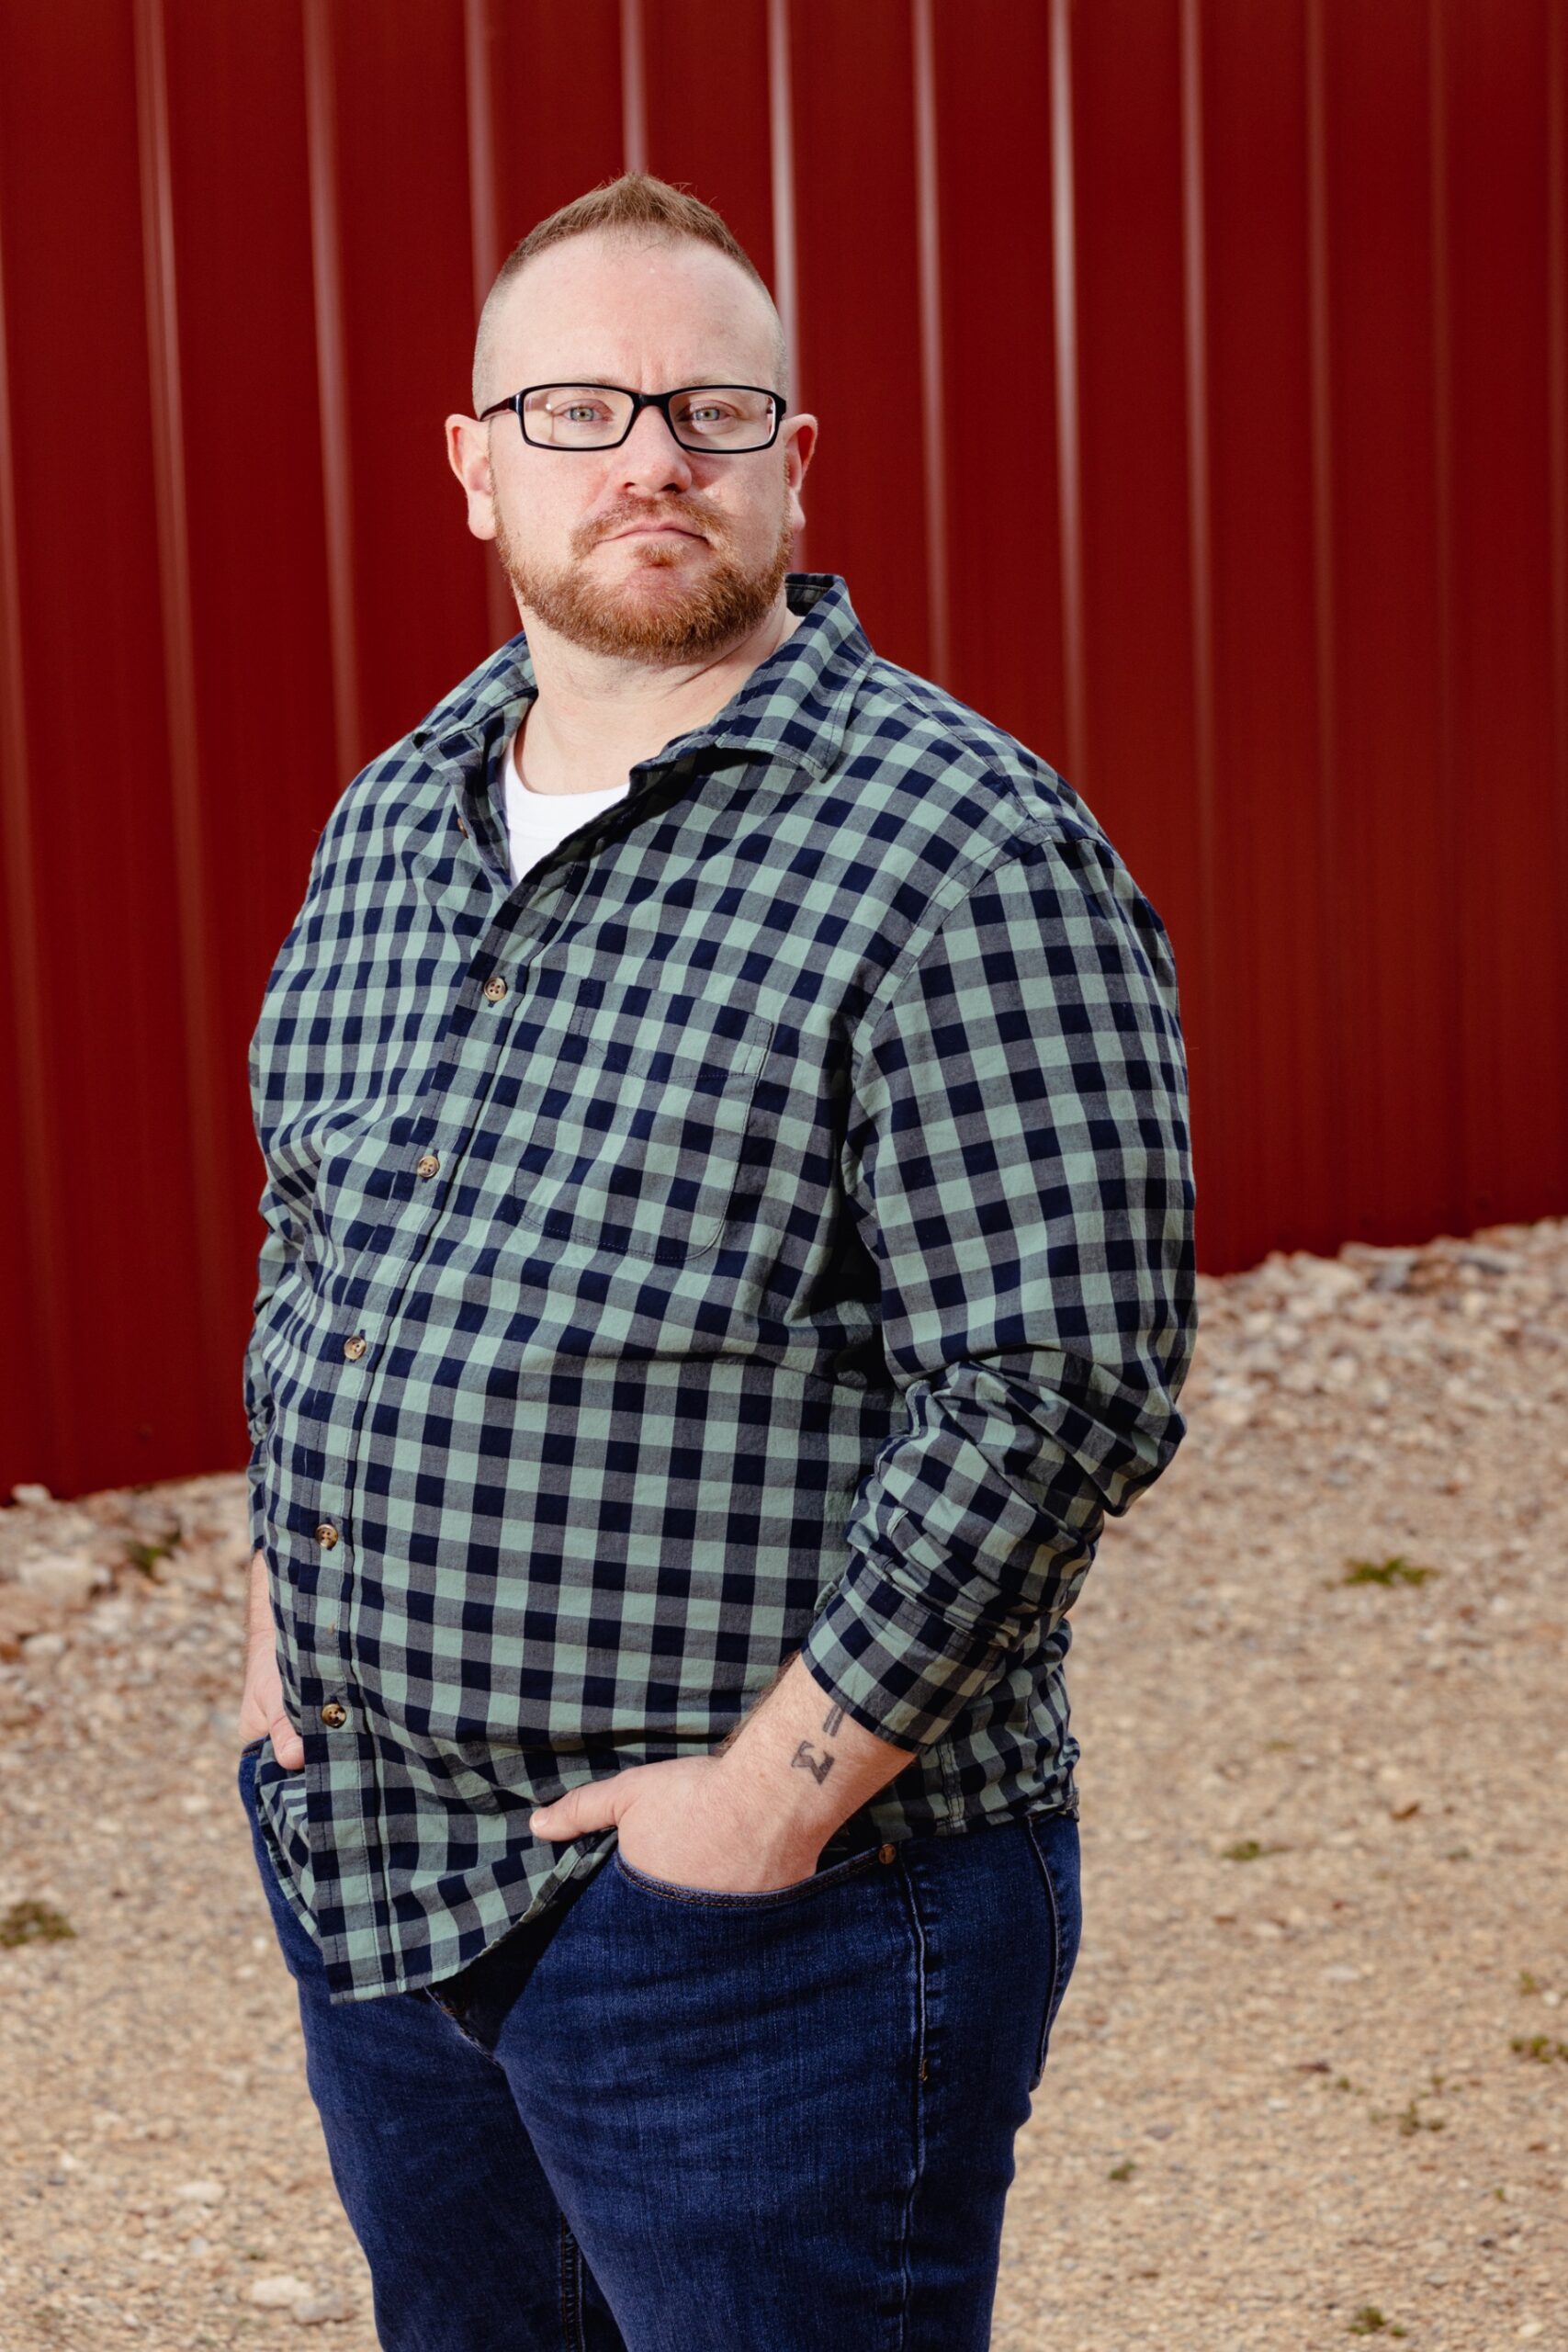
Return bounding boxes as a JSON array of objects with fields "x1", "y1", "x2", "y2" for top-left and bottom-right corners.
[{"x1": 243, "y1": 570, "x2": 1197, "y2": 2006}]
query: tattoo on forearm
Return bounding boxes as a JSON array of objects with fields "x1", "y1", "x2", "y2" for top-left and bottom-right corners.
[
  {"x1": 792, "y1": 1739, "x2": 837, "y2": 1785},
  {"x1": 821, "y1": 1701, "x2": 846, "y2": 1736}
]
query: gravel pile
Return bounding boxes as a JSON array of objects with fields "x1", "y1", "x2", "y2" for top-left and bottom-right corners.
[{"x1": 2, "y1": 1216, "x2": 1564, "y2": 2349}]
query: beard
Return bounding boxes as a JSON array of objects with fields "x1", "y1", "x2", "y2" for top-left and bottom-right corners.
[{"x1": 492, "y1": 485, "x2": 796, "y2": 663}]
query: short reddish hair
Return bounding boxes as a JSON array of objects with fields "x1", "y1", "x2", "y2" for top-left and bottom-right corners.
[{"x1": 472, "y1": 171, "x2": 788, "y2": 413}]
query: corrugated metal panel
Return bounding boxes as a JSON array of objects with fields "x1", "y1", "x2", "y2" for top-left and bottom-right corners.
[{"x1": 0, "y1": 0, "x2": 1563, "y2": 1500}]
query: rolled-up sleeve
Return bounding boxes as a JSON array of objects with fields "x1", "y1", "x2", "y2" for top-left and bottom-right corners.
[{"x1": 797, "y1": 822, "x2": 1198, "y2": 1753}]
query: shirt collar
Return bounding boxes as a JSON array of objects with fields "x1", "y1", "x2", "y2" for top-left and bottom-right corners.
[{"x1": 412, "y1": 571, "x2": 874, "y2": 786}]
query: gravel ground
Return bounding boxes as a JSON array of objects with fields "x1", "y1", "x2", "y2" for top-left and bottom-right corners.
[{"x1": 1, "y1": 1216, "x2": 1563, "y2": 2351}]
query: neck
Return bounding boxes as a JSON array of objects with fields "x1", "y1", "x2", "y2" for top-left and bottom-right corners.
[{"x1": 512, "y1": 594, "x2": 801, "y2": 796}]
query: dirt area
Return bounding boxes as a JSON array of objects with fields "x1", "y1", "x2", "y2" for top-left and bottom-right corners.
[{"x1": 1, "y1": 1216, "x2": 1564, "y2": 2350}]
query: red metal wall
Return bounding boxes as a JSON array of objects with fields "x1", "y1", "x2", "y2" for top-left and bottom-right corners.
[{"x1": 2, "y1": 0, "x2": 1564, "y2": 1502}]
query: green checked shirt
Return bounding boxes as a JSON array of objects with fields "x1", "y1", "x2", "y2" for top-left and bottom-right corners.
[{"x1": 243, "y1": 570, "x2": 1197, "y2": 2006}]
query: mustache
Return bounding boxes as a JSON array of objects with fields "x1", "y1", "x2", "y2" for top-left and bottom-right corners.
[{"x1": 585, "y1": 502, "x2": 723, "y2": 548}]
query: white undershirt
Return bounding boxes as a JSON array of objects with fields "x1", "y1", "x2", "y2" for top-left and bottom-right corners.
[{"x1": 502, "y1": 719, "x2": 631, "y2": 886}]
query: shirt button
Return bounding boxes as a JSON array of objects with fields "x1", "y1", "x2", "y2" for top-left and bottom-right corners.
[
  {"x1": 877, "y1": 1843, "x2": 897, "y2": 1865},
  {"x1": 415, "y1": 1152, "x2": 440, "y2": 1179},
  {"x1": 481, "y1": 975, "x2": 508, "y2": 1002},
  {"x1": 320, "y1": 1701, "x2": 347, "y2": 1728},
  {"x1": 343, "y1": 1333, "x2": 368, "y2": 1361},
  {"x1": 314, "y1": 1522, "x2": 340, "y2": 1549}
]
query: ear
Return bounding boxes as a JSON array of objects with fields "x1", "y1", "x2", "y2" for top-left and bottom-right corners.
[
  {"x1": 445, "y1": 413, "x2": 498, "y2": 545},
  {"x1": 783, "y1": 413, "x2": 818, "y2": 536}
]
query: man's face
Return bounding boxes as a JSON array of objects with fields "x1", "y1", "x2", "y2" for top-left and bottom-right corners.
[{"x1": 448, "y1": 233, "x2": 816, "y2": 663}]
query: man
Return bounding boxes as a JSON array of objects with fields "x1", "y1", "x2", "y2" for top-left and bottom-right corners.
[{"x1": 237, "y1": 172, "x2": 1196, "y2": 2352}]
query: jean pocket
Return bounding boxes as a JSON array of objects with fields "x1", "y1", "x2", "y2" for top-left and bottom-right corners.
[
  {"x1": 1022, "y1": 1810, "x2": 1083, "y2": 2091},
  {"x1": 612, "y1": 1841, "x2": 880, "y2": 1911}
]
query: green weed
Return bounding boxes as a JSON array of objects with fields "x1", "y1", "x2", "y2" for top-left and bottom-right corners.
[
  {"x1": 1511, "y1": 2034, "x2": 1568, "y2": 2064},
  {"x1": 1341, "y1": 1556, "x2": 1438, "y2": 1587},
  {"x1": 123, "y1": 1539, "x2": 174, "y2": 1577},
  {"x1": 0, "y1": 1898, "x2": 75, "y2": 1948}
]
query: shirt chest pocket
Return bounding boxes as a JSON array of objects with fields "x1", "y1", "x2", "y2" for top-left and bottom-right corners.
[{"x1": 516, "y1": 995, "x2": 776, "y2": 1263}]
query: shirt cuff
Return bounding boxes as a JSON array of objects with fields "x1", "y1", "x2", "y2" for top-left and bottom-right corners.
[{"x1": 795, "y1": 1531, "x2": 1018, "y2": 1754}]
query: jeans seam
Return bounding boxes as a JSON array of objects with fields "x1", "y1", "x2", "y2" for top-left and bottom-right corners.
[
  {"x1": 1022, "y1": 1816, "x2": 1063, "y2": 2092},
  {"x1": 892, "y1": 1854, "x2": 930, "y2": 2350},
  {"x1": 558, "y1": 2210, "x2": 586, "y2": 2351}
]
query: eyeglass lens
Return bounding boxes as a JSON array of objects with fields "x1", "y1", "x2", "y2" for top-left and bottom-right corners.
[{"x1": 519, "y1": 386, "x2": 776, "y2": 451}]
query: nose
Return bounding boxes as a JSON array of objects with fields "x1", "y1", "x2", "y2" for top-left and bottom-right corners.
[{"x1": 614, "y1": 399, "x2": 696, "y2": 497}]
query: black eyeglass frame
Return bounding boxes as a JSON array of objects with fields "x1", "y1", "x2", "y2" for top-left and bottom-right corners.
[{"x1": 476, "y1": 381, "x2": 786, "y2": 454}]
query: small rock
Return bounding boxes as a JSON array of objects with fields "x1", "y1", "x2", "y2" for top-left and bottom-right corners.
[
  {"x1": 1365, "y1": 1254, "x2": 1418, "y2": 1293},
  {"x1": 10, "y1": 1482, "x2": 53, "y2": 1506},
  {"x1": 174, "y1": 2178, "x2": 225, "y2": 2205},
  {"x1": 126, "y1": 1499, "x2": 184, "y2": 1549},
  {"x1": 16, "y1": 1554, "x2": 106, "y2": 1606},
  {"x1": 80, "y1": 1488, "x2": 136, "y2": 1526},
  {"x1": 248, "y1": 2273, "x2": 313, "y2": 2309},
  {"x1": 1461, "y1": 1247, "x2": 1518, "y2": 1276},
  {"x1": 297, "y1": 2288, "x2": 359, "y2": 2324}
]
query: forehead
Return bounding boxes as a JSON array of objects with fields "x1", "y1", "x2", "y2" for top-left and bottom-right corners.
[{"x1": 493, "y1": 232, "x2": 775, "y2": 385}]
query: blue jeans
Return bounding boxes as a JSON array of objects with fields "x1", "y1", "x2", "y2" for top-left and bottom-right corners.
[{"x1": 237, "y1": 1740, "x2": 1080, "y2": 2351}]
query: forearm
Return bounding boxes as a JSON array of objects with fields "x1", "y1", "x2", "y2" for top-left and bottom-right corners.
[{"x1": 715, "y1": 1650, "x2": 919, "y2": 1849}]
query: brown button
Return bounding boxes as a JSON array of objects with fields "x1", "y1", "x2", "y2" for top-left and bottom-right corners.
[
  {"x1": 320, "y1": 1701, "x2": 347, "y2": 1728},
  {"x1": 456, "y1": 815, "x2": 468, "y2": 836},
  {"x1": 415, "y1": 1152, "x2": 440, "y2": 1179},
  {"x1": 314, "y1": 1522, "x2": 340, "y2": 1549},
  {"x1": 481, "y1": 975, "x2": 508, "y2": 1002},
  {"x1": 877, "y1": 1843, "x2": 897, "y2": 1865},
  {"x1": 343, "y1": 1334, "x2": 367, "y2": 1361}
]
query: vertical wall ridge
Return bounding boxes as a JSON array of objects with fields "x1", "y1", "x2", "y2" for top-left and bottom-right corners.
[
  {"x1": 1424, "y1": 0, "x2": 1469, "y2": 1230},
  {"x1": 1178, "y1": 0, "x2": 1224, "y2": 1239},
  {"x1": 1546, "y1": 0, "x2": 1568, "y2": 1191},
  {"x1": 911, "y1": 0, "x2": 951, "y2": 688},
  {"x1": 766, "y1": 0, "x2": 807, "y2": 571},
  {"x1": 1048, "y1": 0, "x2": 1087, "y2": 794},
  {"x1": 132, "y1": 0, "x2": 233, "y2": 1464},
  {"x1": 1303, "y1": 0, "x2": 1350, "y2": 1247},
  {"x1": 0, "y1": 156, "x2": 74, "y2": 1480},
  {"x1": 620, "y1": 0, "x2": 648, "y2": 177},
  {"x1": 462, "y1": 0, "x2": 515, "y2": 652},
  {"x1": 303, "y1": 0, "x2": 362, "y2": 788}
]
